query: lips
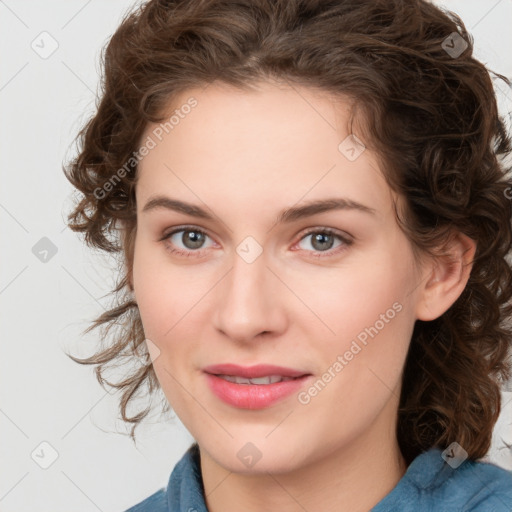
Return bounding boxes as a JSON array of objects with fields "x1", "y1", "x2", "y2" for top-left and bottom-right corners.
[
  {"x1": 204, "y1": 372, "x2": 312, "y2": 409},
  {"x1": 203, "y1": 363, "x2": 309, "y2": 379},
  {"x1": 203, "y1": 363, "x2": 313, "y2": 408},
  {"x1": 217, "y1": 374, "x2": 295, "y2": 385}
]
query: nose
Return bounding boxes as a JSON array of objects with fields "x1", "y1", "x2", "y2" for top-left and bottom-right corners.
[{"x1": 212, "y1": 246, "x2": 287, "y2": 343}]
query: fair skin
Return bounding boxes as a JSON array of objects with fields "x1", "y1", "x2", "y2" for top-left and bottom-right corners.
[{"x1": 130, "y1": 80, "x2": 475, "y2": 512}]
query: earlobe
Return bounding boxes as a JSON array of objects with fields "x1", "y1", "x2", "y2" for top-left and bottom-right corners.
[
  {"x1": 415, "y1": 232, "x2": 476, "y2": 321},
  {"x1": 127, "y1": 274, "x2": 136, "y2": 300}
]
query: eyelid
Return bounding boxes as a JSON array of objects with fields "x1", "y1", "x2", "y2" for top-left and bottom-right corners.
[
  {"x1": 159, "y1": 224, "x2": 214, "y2": 243},
  {"x1": 295, "y1": 226, "x2": 353, "y2": 243},
  {"x1": 159, "y1": 225, "x2": 218, "y2": 255},
  {"x1": 291, "y1": 226, "x2": 353, "y2": 255},
  {"x1": 159, "y1": 225, "x2": 353, "y2": 257}
]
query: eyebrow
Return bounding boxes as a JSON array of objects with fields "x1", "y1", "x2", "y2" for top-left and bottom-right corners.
[{"x1": 141, "y1": 196, "x2": 376, "y2": 223}]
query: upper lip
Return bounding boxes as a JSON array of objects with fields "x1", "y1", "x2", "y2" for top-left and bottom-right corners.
[{"x1": 203, "y1": 363, "x2": 310, "y2": 379}]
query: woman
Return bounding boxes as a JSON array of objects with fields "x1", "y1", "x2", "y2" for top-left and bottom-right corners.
[{"x1": 64, "y1": 0, "x2": 512, "y2": 510}]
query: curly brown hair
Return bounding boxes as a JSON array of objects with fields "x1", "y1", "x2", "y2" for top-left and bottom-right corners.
[{"x1": 63, "y1": 0, "x2": 512, "y2": 465}]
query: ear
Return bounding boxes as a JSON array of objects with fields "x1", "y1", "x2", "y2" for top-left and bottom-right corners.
[
  {"x1": 125, "y1": 256, "x2": 135, "y2": 295},
  {"x1": 415, "y1": 232, "x2": 476, "y2": 321},
  {"x1": 120, "y1": 219, "x2": 137, "y2": 297}
]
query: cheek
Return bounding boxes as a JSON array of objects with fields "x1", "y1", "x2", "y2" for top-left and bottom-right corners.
[
  {"x1": 292, "y1": 253, "x2": 413, "y2": 341},
  {"x1": 294, "y1": 248, "x2": 417, "y2": 394},
  {"x1": 336, "y1": 264, "x2": 416, "y2": 396},
  {"x1": 132, "y1": 246, "x2": 198, "y2": 405},
  {"x1": 132, "y1": 241, "x2": 185, "y2": 339},
  {"x1": 133, "y1": 251, "x2": 160, "y2": 334}
]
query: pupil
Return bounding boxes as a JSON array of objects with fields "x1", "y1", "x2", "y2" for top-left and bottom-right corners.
[
  {"x1": 312, "y1": 233, "x2": 333, "y2": 251},
  {"x1": 184, "y1": 230, "x2": 204, "y2": 249},
  {"x1": 180, "y1": 231, "x2": 334, "y2": 251}
]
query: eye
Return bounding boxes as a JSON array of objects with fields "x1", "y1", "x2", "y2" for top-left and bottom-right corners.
[
  {"x1": 159, "y1": 226, "x2": 353, "y2": 259},
  {"x1": 294, "y1": 228, "x2": 353, "y2": 257},
  {"x1": 159, "y1": 226, "x2": 215, "y2": 258}
]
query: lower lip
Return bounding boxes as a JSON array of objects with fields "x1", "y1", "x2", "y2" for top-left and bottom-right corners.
[{"x1": 204, "y1": 373, "x2": 311, "y2": 409}]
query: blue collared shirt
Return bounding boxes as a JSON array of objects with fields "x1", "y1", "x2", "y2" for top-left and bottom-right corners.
[{"x1": 125, "y1": 443, "x2": 512, "y2": 511}]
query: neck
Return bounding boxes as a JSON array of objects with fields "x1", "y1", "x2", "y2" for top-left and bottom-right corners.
[{"x1": 199, "y1": 407, "x2": 408, "y2": 512}]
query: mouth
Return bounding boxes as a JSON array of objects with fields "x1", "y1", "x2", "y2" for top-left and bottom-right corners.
[
  {"x1": 202, "y1": 364, "x2": 313, "y2": 409},
  {"x1": 212, "y1": 374, "x2": 301, "y2": 385},
  {"x1": 203, "y1": 363, "x2": 310, "y2": 379}
]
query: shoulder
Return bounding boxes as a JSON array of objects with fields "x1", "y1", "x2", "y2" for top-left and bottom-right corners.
[
  {"x1": 123, "y1": 489, "x2": 167, "y2": 512},
  {"x1": 372, "y1": 447, "x2": 512, "y2": 511},
  {"x1": 122, "y1": 442, "x2": 205, "y2": 512},
  {"x1": 425, "y1": 449, "x2": 512, "y2": 511}
]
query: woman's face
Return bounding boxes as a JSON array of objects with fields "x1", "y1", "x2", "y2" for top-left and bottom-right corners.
[{"x1": 132, "y1": 80, "x2": 426, "y2": 473}]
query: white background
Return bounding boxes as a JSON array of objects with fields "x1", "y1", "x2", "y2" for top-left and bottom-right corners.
[{"x1": 1, "y1": 1, "x2": 511, "y2": 511}]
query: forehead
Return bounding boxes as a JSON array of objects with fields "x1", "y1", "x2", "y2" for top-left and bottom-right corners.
[{"x1": 136, "y1": 81, "x2": 393, "y2": 217}]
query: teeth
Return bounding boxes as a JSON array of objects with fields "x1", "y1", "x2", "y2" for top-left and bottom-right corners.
[{"x1": 218, "y1": 374, "x2": 295, "y2": 385}]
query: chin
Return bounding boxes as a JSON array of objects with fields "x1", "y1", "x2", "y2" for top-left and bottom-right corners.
[{"x1": 199, "y1": 435, "x2": 313, "y2": 475}]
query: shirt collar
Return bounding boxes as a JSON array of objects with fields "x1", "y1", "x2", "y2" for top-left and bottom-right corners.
[
  {"x1": 167, "y1": 442, "x2": 209, "y2": 512},
  {"x1": 166, "y1": 443, "x2": 450, "y2": 511}
]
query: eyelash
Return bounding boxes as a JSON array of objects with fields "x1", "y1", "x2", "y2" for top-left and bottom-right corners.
[{"x1": 159, "y1": 225, "x2": 353, "y2": 259}]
